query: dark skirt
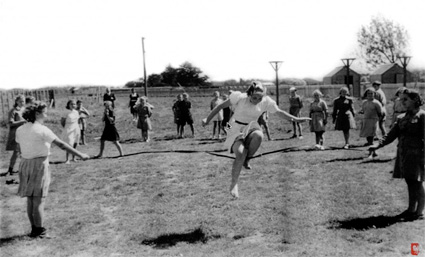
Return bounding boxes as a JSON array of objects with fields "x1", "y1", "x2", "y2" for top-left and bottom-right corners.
[{"x1": 101, "y1": 124, "x2": 120, "y2": 141}]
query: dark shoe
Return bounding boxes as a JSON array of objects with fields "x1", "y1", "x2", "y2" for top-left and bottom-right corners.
[
  {"x1": 37, "y1": 227, "x2": 51, "y2": 239},
  {"x1": 404, "y1": 213, "x2": 424, "y2": 222},
  {"x1": 290, "y1": 135, "x2": 297, "y2": 139},
  {"x1": 0, "y1": 172, "x2": 8, "y2": 177},
  {"x1": 9, "y1": 170, "x2": 19, "y2": 175},
  {"x1": 29, "y1": 226, "x2": 37, "y2": 237},
  {"x1": 243, "y1": 163, "x2": 252, "y2": 169},
  {"x1": 6, "y1": 179, "x2": 19, "y2": 185},
  {"x1": 396, "y1": 210, "x2": 415, "y2": 221}
]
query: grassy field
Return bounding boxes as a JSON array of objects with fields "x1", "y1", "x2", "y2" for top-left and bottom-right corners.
[{"x1": 0, "y1": 93, "x2": 424, "y2": 257}]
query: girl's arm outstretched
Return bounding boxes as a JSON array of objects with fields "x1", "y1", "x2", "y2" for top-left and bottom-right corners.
[
  {"x1": 274, "y1": 108, "x2": 310, "y2": 123},
  {"x1": 53, "y1": 138, "x2": 90, "y2": 159},
  {"x1": 203, "y1": 99, "x2": 231, "y2": 126}
]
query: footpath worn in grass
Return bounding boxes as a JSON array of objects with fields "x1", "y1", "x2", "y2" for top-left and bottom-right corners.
[{"x1": 1, "y1": 95, "x2": 424, "y2": 256}]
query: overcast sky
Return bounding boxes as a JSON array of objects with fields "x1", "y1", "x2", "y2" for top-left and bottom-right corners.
[{"x1": 0, "y1": 0, "x2": 424, "y2": 89}]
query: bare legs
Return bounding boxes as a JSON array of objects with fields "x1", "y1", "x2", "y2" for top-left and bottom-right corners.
[
  {"x1": 65, "y1": 143, "x2": 78, "y2": 164},
  {"x1": 27, "y1": 196, "x2": 45, "y2": 228},
  {"x1": 229, "y1": 130, "x2": 263, "y2": 198},
  {"x1": 80, "y1": 130, "x2": 86, "y2": 145},
  {"x1": 292, "y1": 121, "x2": 303, "y2": 138},
  {"x1": 212, "y1": 121, "x2": 222, "y2": 139},
  {"x1": 8, "y1": 150, "x2": 19, "y2": 174},
  {"x1": 343, "y1": 130, "x2": 350, "y2": 148},
  {"x1": 262, "y1": 123, "x2": 272, "y2": 140},
  {"x1": 141, "y1": 130, "x2": 150, "y2": 142},
  {"x1": 96, "y1": 140, "x2": 124, "y2": 157},
  {"x1": 315, "y1": 131, "x2": 325, "y2": 145}
]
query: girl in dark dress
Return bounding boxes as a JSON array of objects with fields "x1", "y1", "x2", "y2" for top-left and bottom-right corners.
[
  {"x1": 369, "y1": 89, "x2": 424, "y2": 221},
  {"x1": 332, "y1": 87, "x2": 356, "y2": 149},
  {"x1": 95, "y1": 101, "x2": 123, "y2": 157},
  {"x1": 129, "y1": 88, "x2": 139, "y2": 121}
]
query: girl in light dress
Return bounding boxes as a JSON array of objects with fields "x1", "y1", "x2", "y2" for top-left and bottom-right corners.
[
  {"x1": 61, "y1": 100, "x2": 81, "y2": 164},
  {"x1": 203, "y1": 82, "x2": 310, "y2": 198},
  {"x1": 359, "y1": 88, "x2": 383, "y2": 158},
  {"x1": 369, "y1": 89, "x2": 424, "y2": 221},
  {"x1": 210, "y1": 91, "x2": 224, "y2": 139},
  {"x1": 16, "y1": 101, "x2": 89, "y2": 238},
  {"x1": 76, "y1": 100, "x2": 90, "y2": 145},
  {"x1": 309, "y1": 90, "x2": 328, "y2": 150}
]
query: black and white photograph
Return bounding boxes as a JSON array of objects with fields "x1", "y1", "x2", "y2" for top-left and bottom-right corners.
[{"x1": 1, "y1": 0, "x2": 424, "y2": 256}]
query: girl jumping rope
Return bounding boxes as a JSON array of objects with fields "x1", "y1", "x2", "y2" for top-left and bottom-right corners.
[{"x1": 202, "y1": 81, "x2": 310, "y2": 198}]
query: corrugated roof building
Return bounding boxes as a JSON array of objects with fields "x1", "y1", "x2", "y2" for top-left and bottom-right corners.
[
  {"x1": 323, "y1": 66, "x2": 361, "y2": 97},
  {"x1": 370, "y1": 63, "x2": 413, "y2": 84}
]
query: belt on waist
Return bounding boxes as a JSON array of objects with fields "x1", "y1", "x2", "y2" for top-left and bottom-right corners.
[{"x1": 235, "y1": 120, "x2": 248, "y2": 125}]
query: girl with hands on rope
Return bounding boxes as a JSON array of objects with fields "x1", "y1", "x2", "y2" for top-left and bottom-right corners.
[{"x1": 202, "y1": 81, "x2": 311, "y2": 198}]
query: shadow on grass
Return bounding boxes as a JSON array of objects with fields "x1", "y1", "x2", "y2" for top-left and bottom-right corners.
[
  {"x1": 360, "y1": 158, "x2": 394, "y2": 164},
  {"x1": 325, "y1": 157, "x2": 366, "y2": 163},
  {"x1": 0, "y1": 235, "x2": 30, "y2": 246},
  {"x1": 90, "y1": 149, "x2": 229, "y2": 159},
  {"x1": 141, "y1": 228, "x2": 221, "y2": 249},
  {"x1": 49, "y1": 161, "x2": 67, "y2": 164},
  {"x1": 328, "y1": 215, "x2": 407, "y2": 230}
]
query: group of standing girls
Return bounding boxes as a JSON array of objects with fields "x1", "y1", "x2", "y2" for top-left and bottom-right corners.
[{"x1": 172, "y1": 93, "x2": 194, "y2": 138}]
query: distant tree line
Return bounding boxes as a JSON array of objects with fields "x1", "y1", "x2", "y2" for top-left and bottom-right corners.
[{"x1": 125, "y1": 61, "x2": 212, "y2": 88}]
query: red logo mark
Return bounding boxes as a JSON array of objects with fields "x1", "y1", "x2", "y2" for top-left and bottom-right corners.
[{"x1": 411, "y1": 243, "x2": 419, "y2": 255}]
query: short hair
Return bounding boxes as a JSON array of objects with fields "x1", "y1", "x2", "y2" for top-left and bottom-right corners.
[
  {"x1": 395, "y1": 87, "x2": 407, "y2": 97},
  {"x1": 66, "y1": 99, "x2": 76, "y2": 110},
  {"x1": 339, "y1": 87, "x2": 349, "y2": 95},
  {"x1": 22, "y1": 101, "x2": 47, "y2": 123},
  {"x1": 77, "y1": 100, "x2": 82, "y2": 104},
  {"x1": 14, "y1": 95, "x2": 25, "y2": 107},
  {"x1": 104, "y1": 101, "x2": 113, "y2": 109},
  {"x1": 362, "y1": 87, "x2": 376, "y2": 99},
  {"x1": 372, "y1": 81, "x2": 382, "y2": 87},
  {"x1": 182, "y1": 93, "x2": 189, "y2": 98},
  {"x1": 402, "y1": 89, "x2": 424, "y2": 108},
  {"x1": 246, "y1": 81, "x2": 266, "y2": 96}
]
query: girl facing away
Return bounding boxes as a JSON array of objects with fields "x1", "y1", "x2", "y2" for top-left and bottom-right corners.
[
  {"x1": 369, "y1": 89, "x2": 424, "y2": 221},
  {"x1": 16, "y1": 101, "x2": 89, "y2": 238},
  {"x1": 3, "y1": 95, "x2": 26, "y2": 176},
  {"x1": 61, "y1": 100, "x2": 81, "y2": 164},
  {"x1": 134, "y1": 96, "x2": 153, "y2": 142},
  {"x1": 95, "y1": 101, "x2": 124, "y2": 158},
  {"x1": 309, "y1": 90, "x2": 328, "y2": 150},
  {"x1": 202, "y1": 81, "x2": 310, "y2": 198}
]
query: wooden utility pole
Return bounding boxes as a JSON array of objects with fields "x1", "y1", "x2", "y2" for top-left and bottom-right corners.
[
  {"x1": 142, "y1": 37, "x2": 148, "y2": 96},
  {"x1": 341, "y1": 58, "x2": 355, "y2": 95},
  {"x1": 269, "y1": 61, "x2": 283, "y2": 105},
  {"x1": 397, "y1": 56, "x2": 412, "y2": 87}
]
